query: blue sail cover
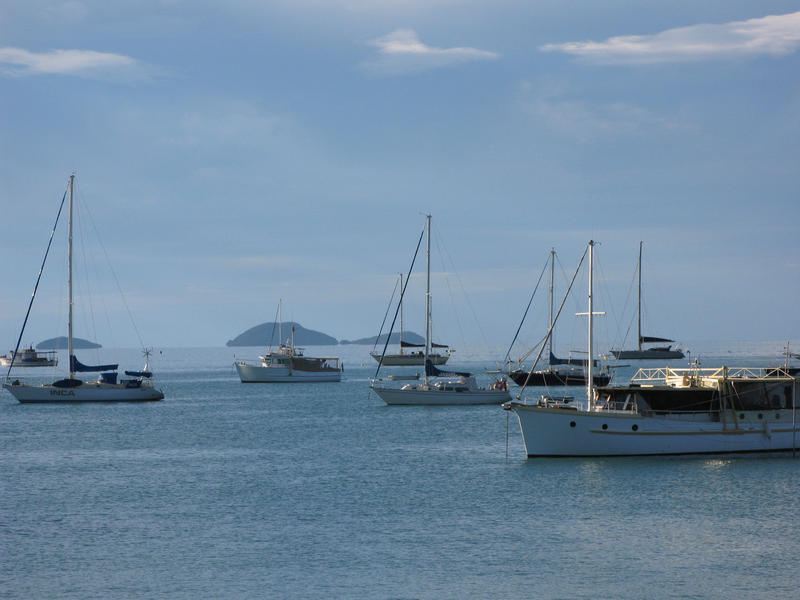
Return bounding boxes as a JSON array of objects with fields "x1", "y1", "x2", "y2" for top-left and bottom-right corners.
[
  {"x1": 425, "y1": 359, "x2": 472, "y2": 378},
  {"x1": 70, "y1": 354, "x2": 118, "y2": 373},
  {"x1": 401, "y1": 341, "x2": 449, "y2": 348},
  {"x1": 125, "y1": 370, "x2": 152, "y2": 378},
  {"x1": 640, "y1": 335, "x2": 674, "y2": 344}
]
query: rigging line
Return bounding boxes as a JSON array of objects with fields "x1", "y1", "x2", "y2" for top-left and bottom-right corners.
[
  {"x1": 78, "y1": 189, "x2": 117, "y2": 352},
  {"x1": 554, "y1": 251, "x2": 579, "y2": 355},
  {"x1": 517, "y1": 333, "x2": 550, "y2": 364},
  {"x1": 267, "y1": 302, "x2": 280, "y2": 353},
  {"x1": 615, "y1": 252, "x2": 639, "y2": 350},
  {"x1": 503, "y1": 254, "x2": 549, "y2": 366},
  {"x1": 594, "y1": 256, "x2": 615, "y2": 354},
  {"x1": 372, "y1": 223, "x2": 426, "y2": 381},
  {"x1": 443, "y1": 276, "x2": 466, "y2": 346},
  {"x1": 433, "y1": 225, "x2": 490, "y2": 349},
  {"x1": 5, "y1": 186, "x2": 68, "y2": 382},
  {"x1": 80, "y1": 192, "x2": 145, "y2": 349},
  {"x1": 75, "y1": 195, "x2": 101, "y2": 359},
  {"x1": 516, "y1": 245, "x2": 588, "y2": 398},
  {"x1": 372, "y1": 275, "x2": 401, "y2": 354}
]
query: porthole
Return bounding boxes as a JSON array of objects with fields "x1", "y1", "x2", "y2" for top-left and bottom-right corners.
[
  {"x1": 739, "y1": 413, "x2": 745, "y2": 419},
  {"x1": 602, "y1": 424, "x2": 608, "y2": 430},
  {"x1": 775, "y1": 414, "x2": 780, "y2": 420},
  {"x1": 570, "y1": 421, "x2": 576, "y2": 428},
  {"x1": 632, "y1": 424, "x2": 639, "y2": 431},
  {"x1": 758, "y1": 414, "x2": 763, "y2": 420}
]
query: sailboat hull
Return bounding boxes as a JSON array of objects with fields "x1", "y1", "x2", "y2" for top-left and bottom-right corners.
[{"x1": 3, "y1": 381, "x2": 164, "y2": 403}]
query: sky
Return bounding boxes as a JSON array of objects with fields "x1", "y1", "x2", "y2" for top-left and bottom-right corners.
[{"x1": 0, "y1": 1, "x2": 798, "y2": 351}]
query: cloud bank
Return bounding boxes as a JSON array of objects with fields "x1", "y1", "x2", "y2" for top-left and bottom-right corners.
[
  {"x1": 362, "y1": 29, "x2": 498, "y2": 75},
  {"x1": 542, "y1": 11, "x2": 800, "y2": 64},
  {"x1": 0, "y1": 47, "x2": 147, "y2": 81}
]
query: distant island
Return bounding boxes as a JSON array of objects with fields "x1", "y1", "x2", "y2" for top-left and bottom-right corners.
[
  {"x1": 340, "y1": 332, "x2": 424, "y2": 345},
  {"x1": 38, "y1": 336, "x2": 102, "y2": 350},
  {"x1": 227, "y1": 322, "x2": 338, "y2": 347},
  {"x1": 227, "y1": 324, "x2": 430, "y2": 347}
]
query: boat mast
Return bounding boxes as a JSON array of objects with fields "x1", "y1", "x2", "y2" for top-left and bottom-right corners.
[
  {"x1": 424, "y1": 214, "x2": 431, "y2": 383},
  {"x1": 548, "y1": 248, "x2": 555, "y2": 361},
  {"x1": 278, "y1": 299, "x2": 283, "y2": 347},
  {"x1": 587, "y1": 240, "x2": 595, "y2": 409},
  {"x1": 637, "y1": 241, "x2": 642, "y2": 352},
  {"x1": 68, "y1": 173, "x2": 75, "y2": 379},
  {"x1": 399, "y1": 273, "x2": 404, "y2": 355}
]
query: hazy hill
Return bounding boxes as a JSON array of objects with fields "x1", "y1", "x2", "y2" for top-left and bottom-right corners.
[
  {"x1": 227, "y1": 322, "x2": 337, "y2": 347},
  {"x1": 38, "y1": 336, "x2": 102, "y2": 349},
  {"x1": 340, "y1": 331, "x2": 425, "y2": 345}
]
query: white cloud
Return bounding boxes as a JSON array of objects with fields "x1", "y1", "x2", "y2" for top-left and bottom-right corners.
[
  {"x1": 0, "y1": 47, "x2": 148, "y2": 81},
  {"x1": 362, "y1": 29, "x2": 498, "y2": 75},
  {"x1": 542, "y1": 11, "x2": 800, "y2": 64}
]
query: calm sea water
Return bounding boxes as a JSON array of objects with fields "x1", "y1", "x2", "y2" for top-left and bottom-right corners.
[{"x1": 2, "y1": 343, "x2": 798, "y2": 599}]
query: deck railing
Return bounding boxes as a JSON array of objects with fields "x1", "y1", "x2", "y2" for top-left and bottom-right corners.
[{"x1": 631, "y1": 366, "x2": 795, "y2": 384}]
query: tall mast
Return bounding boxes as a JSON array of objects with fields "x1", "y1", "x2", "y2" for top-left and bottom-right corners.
[
  {"x1": 399, "y1": 273, "x2": 404, "y2": 355},
  {"x1": 587, "y1": 240, "x2": 595, "y2": 409},
  {"x1": 424, "y1": 215, "x2": 431, "y2": 382},
  {"x1": 278, "y1": 299, "x2": 283, "y2": 346},
  {"x1": 637, "y1": 241, "x2": 643, "y2": 351},
  {"x1": 548, "y1": 248, "x2": 555, "y2": 360},
  {"x1": 68, "y1": 173, "x2": 75, "y2": 378}
]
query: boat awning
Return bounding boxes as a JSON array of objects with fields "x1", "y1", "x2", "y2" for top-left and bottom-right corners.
[
  {"x1": 640, "y1": 336, "x2": 674, "y2": 344},
  {"x1": 70, "y1": 355, "x2": 118, "y2": 373}
]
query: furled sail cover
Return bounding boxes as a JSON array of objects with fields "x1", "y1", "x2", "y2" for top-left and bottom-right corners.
[
  {"x1": 640, "y1": 336, "x2": 674, "y2": 343},
  {"x1": 70, "y1": 355, "x2": 118, "y2": 372},
  {"x1": 401, "y1": 341, "x2": 449, "y2": 348},
  {"x1": 425, "y1": 359, "x2": 471, "y2": 378}
]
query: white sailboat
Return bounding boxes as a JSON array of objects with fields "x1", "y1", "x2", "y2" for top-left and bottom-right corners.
[
  {"x1": 234, "y1": 301, "x2": 342, "y2": 383},
  {"x1": 370, "y1": 273, "x2": 452, "y2": 366},
  {"x1": 504, "y1": 241, "x2": 800, "y2": 457},
  {"x1": 371, "y1": 215, "x2": 510, "y2": 405},
  {"x1": 610, "y1": 241, "x2": 684, "y2": 360},
  {"x1": 3, "y1": 174, "x2": 164, "y2": 403}
]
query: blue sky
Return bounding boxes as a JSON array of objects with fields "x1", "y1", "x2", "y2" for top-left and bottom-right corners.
[{"x1": 1, "y1": 1, "x2": 798, "y2": 350}]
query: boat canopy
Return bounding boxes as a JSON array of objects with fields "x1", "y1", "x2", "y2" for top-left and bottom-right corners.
[
  {"x1": 401, "y1": 341, "x2": 448, "y2": 349},
  {"x1": 425, "y1": 359, "x2": 471, "y2": 378},
  {"x1": 640, "y1": 336, "x2": 674, "y2": 344},
  {"x1": 70, "y1": 355, "x2": 118, "y2": 373}
]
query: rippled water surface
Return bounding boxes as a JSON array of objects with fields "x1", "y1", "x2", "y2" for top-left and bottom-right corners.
[{"x1": 2, "y1": 345, "x2": 798, "y2": 599}]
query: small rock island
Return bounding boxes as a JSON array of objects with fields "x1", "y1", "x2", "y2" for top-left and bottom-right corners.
[
  {"x1": 38, "y1": 336, "x2": 102, "y2": 350},
  {"x1": 227, "y1": 322, "x2": 338, "y2": 347}
]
